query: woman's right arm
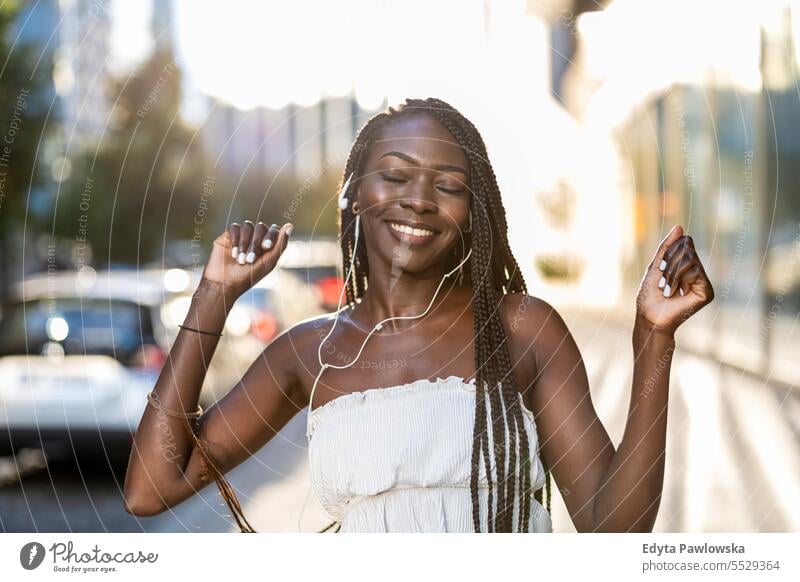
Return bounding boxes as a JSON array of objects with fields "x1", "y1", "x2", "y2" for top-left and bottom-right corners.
[{"x1": 123, "y1": 220, "x2": 302, "y2": 516}]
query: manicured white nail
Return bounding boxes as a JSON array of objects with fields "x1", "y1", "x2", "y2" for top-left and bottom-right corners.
[
  {"x1": 237, "y1": 252, "x2": 246, "y2": 265},
  {"x1": 659, "y1": 259, "x2": 667, "y2": 271},
  {"x1": 663, "y1": 283, "x2": 671, "y2": 297},
  {"x1": 286, "y1": 224, "x2": 294, "y2": 237},
  {"x1": 246, "y1": 251, "x2": 256, "y2": 264},
  {"x1": 231, "y1": 246, "x2": 238, "y2": 259},
  {"x1": 679, "y1": 288, "x2": 684, "y2": 296},
  {"x1": 658, "y1": 275, "x2": 665, "y2": 289},
  {"x1": 262, "y1": 238, "x2": 273, "y2": 250}
]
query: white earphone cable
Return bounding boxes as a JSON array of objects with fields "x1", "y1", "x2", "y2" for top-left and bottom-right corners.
[{"x1": 297, "y1": 173, "x2": 472, "y2": 531}]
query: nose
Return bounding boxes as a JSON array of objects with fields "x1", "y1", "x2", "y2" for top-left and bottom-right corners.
[{"x1": 398, "y1": 179, "x2": 438, "y2": 215}]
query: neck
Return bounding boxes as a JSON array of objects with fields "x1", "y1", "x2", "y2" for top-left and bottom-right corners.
[{"x1": 352, "y1": 259, "x2": 463, "y2": 332}]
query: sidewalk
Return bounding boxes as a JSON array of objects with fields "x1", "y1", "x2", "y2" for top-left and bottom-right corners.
[{"x1": 550, "y1": 310, "x2": 800, "y2": 532}]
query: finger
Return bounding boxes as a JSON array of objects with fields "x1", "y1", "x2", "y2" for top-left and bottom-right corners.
[
  {"x1": 678, "y1": 263, "x2": 704, "y2": 295},
  {"x1": 662, "y1": 234, "x2": 693, "y2": 268},
  {"x1": 260, "y1": 223, "x2": 294, "y2": 269},
  {"x1": 660, "y1": 241, "x2": 694, "y2": 289},
  {"x1": 229, "y1": 223, "x2": 241, "y2": 259},
  {"x1": 246, "y1": 222, "x2": 268, "y2": 263},
  {"x1": 663, "y1": 254, "x2": 695, "y2": 297},
  {"x1": 275, "y1": 222, "x2": 294, "y2": 255},
  {"x1": 686, "y1": 263, "x2": 716, "y2": 304},
  {"x1": 678, "y1": 264, "x2": 699, "y2": 297},
  {"x1": 237, "y1": 220, "x2": 254, "y2": 265},
  {"x1": 653, "y1": 224, "x2": 684, "y2": 271},
  {"x1": 260, "y1": 223, "x2": 280, "y2": 251}
]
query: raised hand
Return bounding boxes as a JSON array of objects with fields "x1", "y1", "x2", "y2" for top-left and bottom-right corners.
[
  {"x1": 201, "y1": 220, "x2": 293, "y2": 301},
  {"x1": 635, "y1": 224, "x2": 715, "y2": 336}
]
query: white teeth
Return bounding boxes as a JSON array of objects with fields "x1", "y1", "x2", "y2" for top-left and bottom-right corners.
[{"x1": 389, "y1": 222, "x2": 433, "y2": 237}]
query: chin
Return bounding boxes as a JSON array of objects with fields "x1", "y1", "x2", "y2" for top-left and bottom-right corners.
[{"x1": 385, "y1": 246, "x2": 460, "y2": 277}]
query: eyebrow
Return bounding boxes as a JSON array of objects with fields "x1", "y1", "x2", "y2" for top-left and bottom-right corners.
[{"x1": 378, "y1": 151, "x2": 467, "y2": 176}]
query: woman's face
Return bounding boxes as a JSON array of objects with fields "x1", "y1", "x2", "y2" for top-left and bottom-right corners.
[{"x1": 354, "y1": 114, "x2": 472, "y2": 276}]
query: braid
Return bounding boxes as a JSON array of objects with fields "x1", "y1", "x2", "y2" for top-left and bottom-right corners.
[{"x1": 337, "y1": 97, "x2": 552, "y2": 532}]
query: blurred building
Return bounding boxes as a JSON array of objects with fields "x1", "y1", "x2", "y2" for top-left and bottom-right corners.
[
  {"x1": 557, "y1": 0, "x2": 800, "y2": 390},
  {"x1": 13, "y1": 0, "x2": 112, "y2": 149},
  {"x1": 199, "y1": 96, "x2": 382, "y2": 180},
  {"x1": 10, "y1": 0, "x2": 113, "y2": 220}
]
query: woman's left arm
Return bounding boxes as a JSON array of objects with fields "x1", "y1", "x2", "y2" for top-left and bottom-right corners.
[
  {"x1": 595, "y1": 225, "x2": 714, "y2": 531},
  {"x1": 517, "y1": 224, "x2": 713, "y2": 532}
]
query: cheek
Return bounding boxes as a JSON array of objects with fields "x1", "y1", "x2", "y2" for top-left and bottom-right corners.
[
  {"x1": 441, "y1": 198, "x2": 471, "y2": 230},
  {"x1": 359, "y1": 176, "x2": 395, "y2": 209}
]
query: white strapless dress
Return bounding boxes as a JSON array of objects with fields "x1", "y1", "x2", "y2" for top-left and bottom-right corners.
[{"x1": 305, "y1": 375, "x2": 552, "y2": 533}]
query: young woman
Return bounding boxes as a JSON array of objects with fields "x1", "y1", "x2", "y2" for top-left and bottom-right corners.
[{"x1": 123, "y1": 97, "x2": 714, "y2": 533}]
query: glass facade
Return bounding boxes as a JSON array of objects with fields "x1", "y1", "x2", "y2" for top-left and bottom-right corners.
[{"x1": 620, "y1": 10, "x2": 800, "y2": 387}]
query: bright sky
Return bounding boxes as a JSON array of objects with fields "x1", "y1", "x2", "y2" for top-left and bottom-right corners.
[
  {"x1": 109, "y1": 0, "x2": 778, "y2": 115},
  {"x1": 171, "y1": 0, "x2": 494, "y2": 111},
  {"x1": 108, "y1": 0, "x2": 153, "y2": 76}
]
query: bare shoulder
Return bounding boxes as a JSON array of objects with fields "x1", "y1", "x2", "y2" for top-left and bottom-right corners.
[
  {"x1": 500, "y1": 292, "x2": 564, "y2": 337},
  {"x1": 499, "y1": 292, "x2": 579, "y2": 392},
  {"x1": 263, "y1": 309, "x2": 346, "y2": 376},
  {"x1": 271, "y1": 310, "x2": 342, "y2": 353}
]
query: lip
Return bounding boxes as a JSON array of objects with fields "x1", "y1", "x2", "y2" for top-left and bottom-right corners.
[{"x1": 384, "y1": 220, "x2": 439, "y2": 246}]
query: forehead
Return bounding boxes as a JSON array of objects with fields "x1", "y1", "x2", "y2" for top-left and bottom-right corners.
[{"x1": 366, "y1": 114, "x2": 469, "y2": 168}]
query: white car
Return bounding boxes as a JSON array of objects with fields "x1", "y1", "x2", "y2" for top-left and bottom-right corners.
[
  {"x1": 0, "y1": 263, "x2": 327, "y2": 467},
  {"x1": 0, "y1": 268, "x2": 180, "y2": 468}
]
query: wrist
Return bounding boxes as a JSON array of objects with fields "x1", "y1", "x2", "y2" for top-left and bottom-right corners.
[
  {"x1": 196, "y1": 277, "x2": 240, "y2": 310},
  {"x1": 633, "y1": 313, "x2": 676, "y2": 345},
  {"x1": 184, "y1": 279, "x2": 237, "y2": 336}
]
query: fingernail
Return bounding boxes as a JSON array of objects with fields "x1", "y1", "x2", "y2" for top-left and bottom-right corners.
[
  {"x1": 231, "y1": 246, "x2": 238, "y2": 259},
  {"x1": 286, "y1": 224, "x2": 294, "y2": 237},
  {"x1": 679, "y1": 288, "x2": 684, "y2": 296},
  {"x1": 658, "y1": 275, "x2": 665, "y2": 289},
  {"x1": 237, "y1": 252, "x2": 246, "y2": 265},
  {"x1": 659, "y1": 260, "x2": 667, "y2": 271},
  {"x1": 246, "y1": 251, "x2": 256, "y2": 264},
  {"x1": 262, "y1": 238, "x2": 273, "y2": 250},
  {"x1": 663, "y1": 283, "x2": 671, "y2": 297}
]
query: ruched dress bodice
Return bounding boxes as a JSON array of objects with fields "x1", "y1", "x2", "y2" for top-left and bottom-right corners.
[{"x1": 305, "y1": 375, "x2": 552, "y2": 532}]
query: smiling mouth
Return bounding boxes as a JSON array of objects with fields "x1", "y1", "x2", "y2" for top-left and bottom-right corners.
[{"x1": 386, "y1": 221, "x2": 437, "y2": 244}]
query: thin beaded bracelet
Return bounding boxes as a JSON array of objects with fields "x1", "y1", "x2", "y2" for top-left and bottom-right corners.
[
  {"x1": 146, "y1": 391, "x2": 202, "y2": 425},
  {"x1": 179, "y1": 324, "x2": 223, "y2": 337}
]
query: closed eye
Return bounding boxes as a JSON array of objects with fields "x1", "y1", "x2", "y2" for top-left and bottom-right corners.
[
  {"x1": 381, "y1": 173, "x2": 463, "y2": 194},
  {"x1": 381, "y1": 173, "x2": 406, "y2": 184}
]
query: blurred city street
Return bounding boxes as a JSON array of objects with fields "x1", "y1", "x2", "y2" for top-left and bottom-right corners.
[
  {"x1": 2, "y1": 312, "x2": 797, "y2": 533},
  {"x1": 1, "y1": 0, "x2": 799, "y2": 536}
]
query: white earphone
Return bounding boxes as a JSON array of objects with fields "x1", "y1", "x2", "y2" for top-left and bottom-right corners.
[
  {"x1": 297, "y1": 172, "x2": 473, "y2": 531},
  {"x1": 337, "y1": 173, "x2": 353, "y2": 211}
]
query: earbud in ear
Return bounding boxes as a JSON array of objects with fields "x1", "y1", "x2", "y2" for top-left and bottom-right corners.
[{"x1": 338, "y1": 173, "x2": 354, "y2": 211}]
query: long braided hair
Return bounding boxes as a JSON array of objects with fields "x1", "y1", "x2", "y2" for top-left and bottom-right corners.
[{"x1": 335, "y1": 97, "x2": 552, "y2": 532}]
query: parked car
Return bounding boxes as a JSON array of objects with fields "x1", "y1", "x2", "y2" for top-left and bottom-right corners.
[
  {"x1": 0, "y1": 268, "x2": 181, "y2": 469},
  {"x1": 276, "y1": 236, "x2": 344, "y2": 311}
]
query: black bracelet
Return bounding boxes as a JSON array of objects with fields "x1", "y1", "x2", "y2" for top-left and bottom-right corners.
[{"x1": 179, "y1": 324, "x2": 223, "y2": 337}]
